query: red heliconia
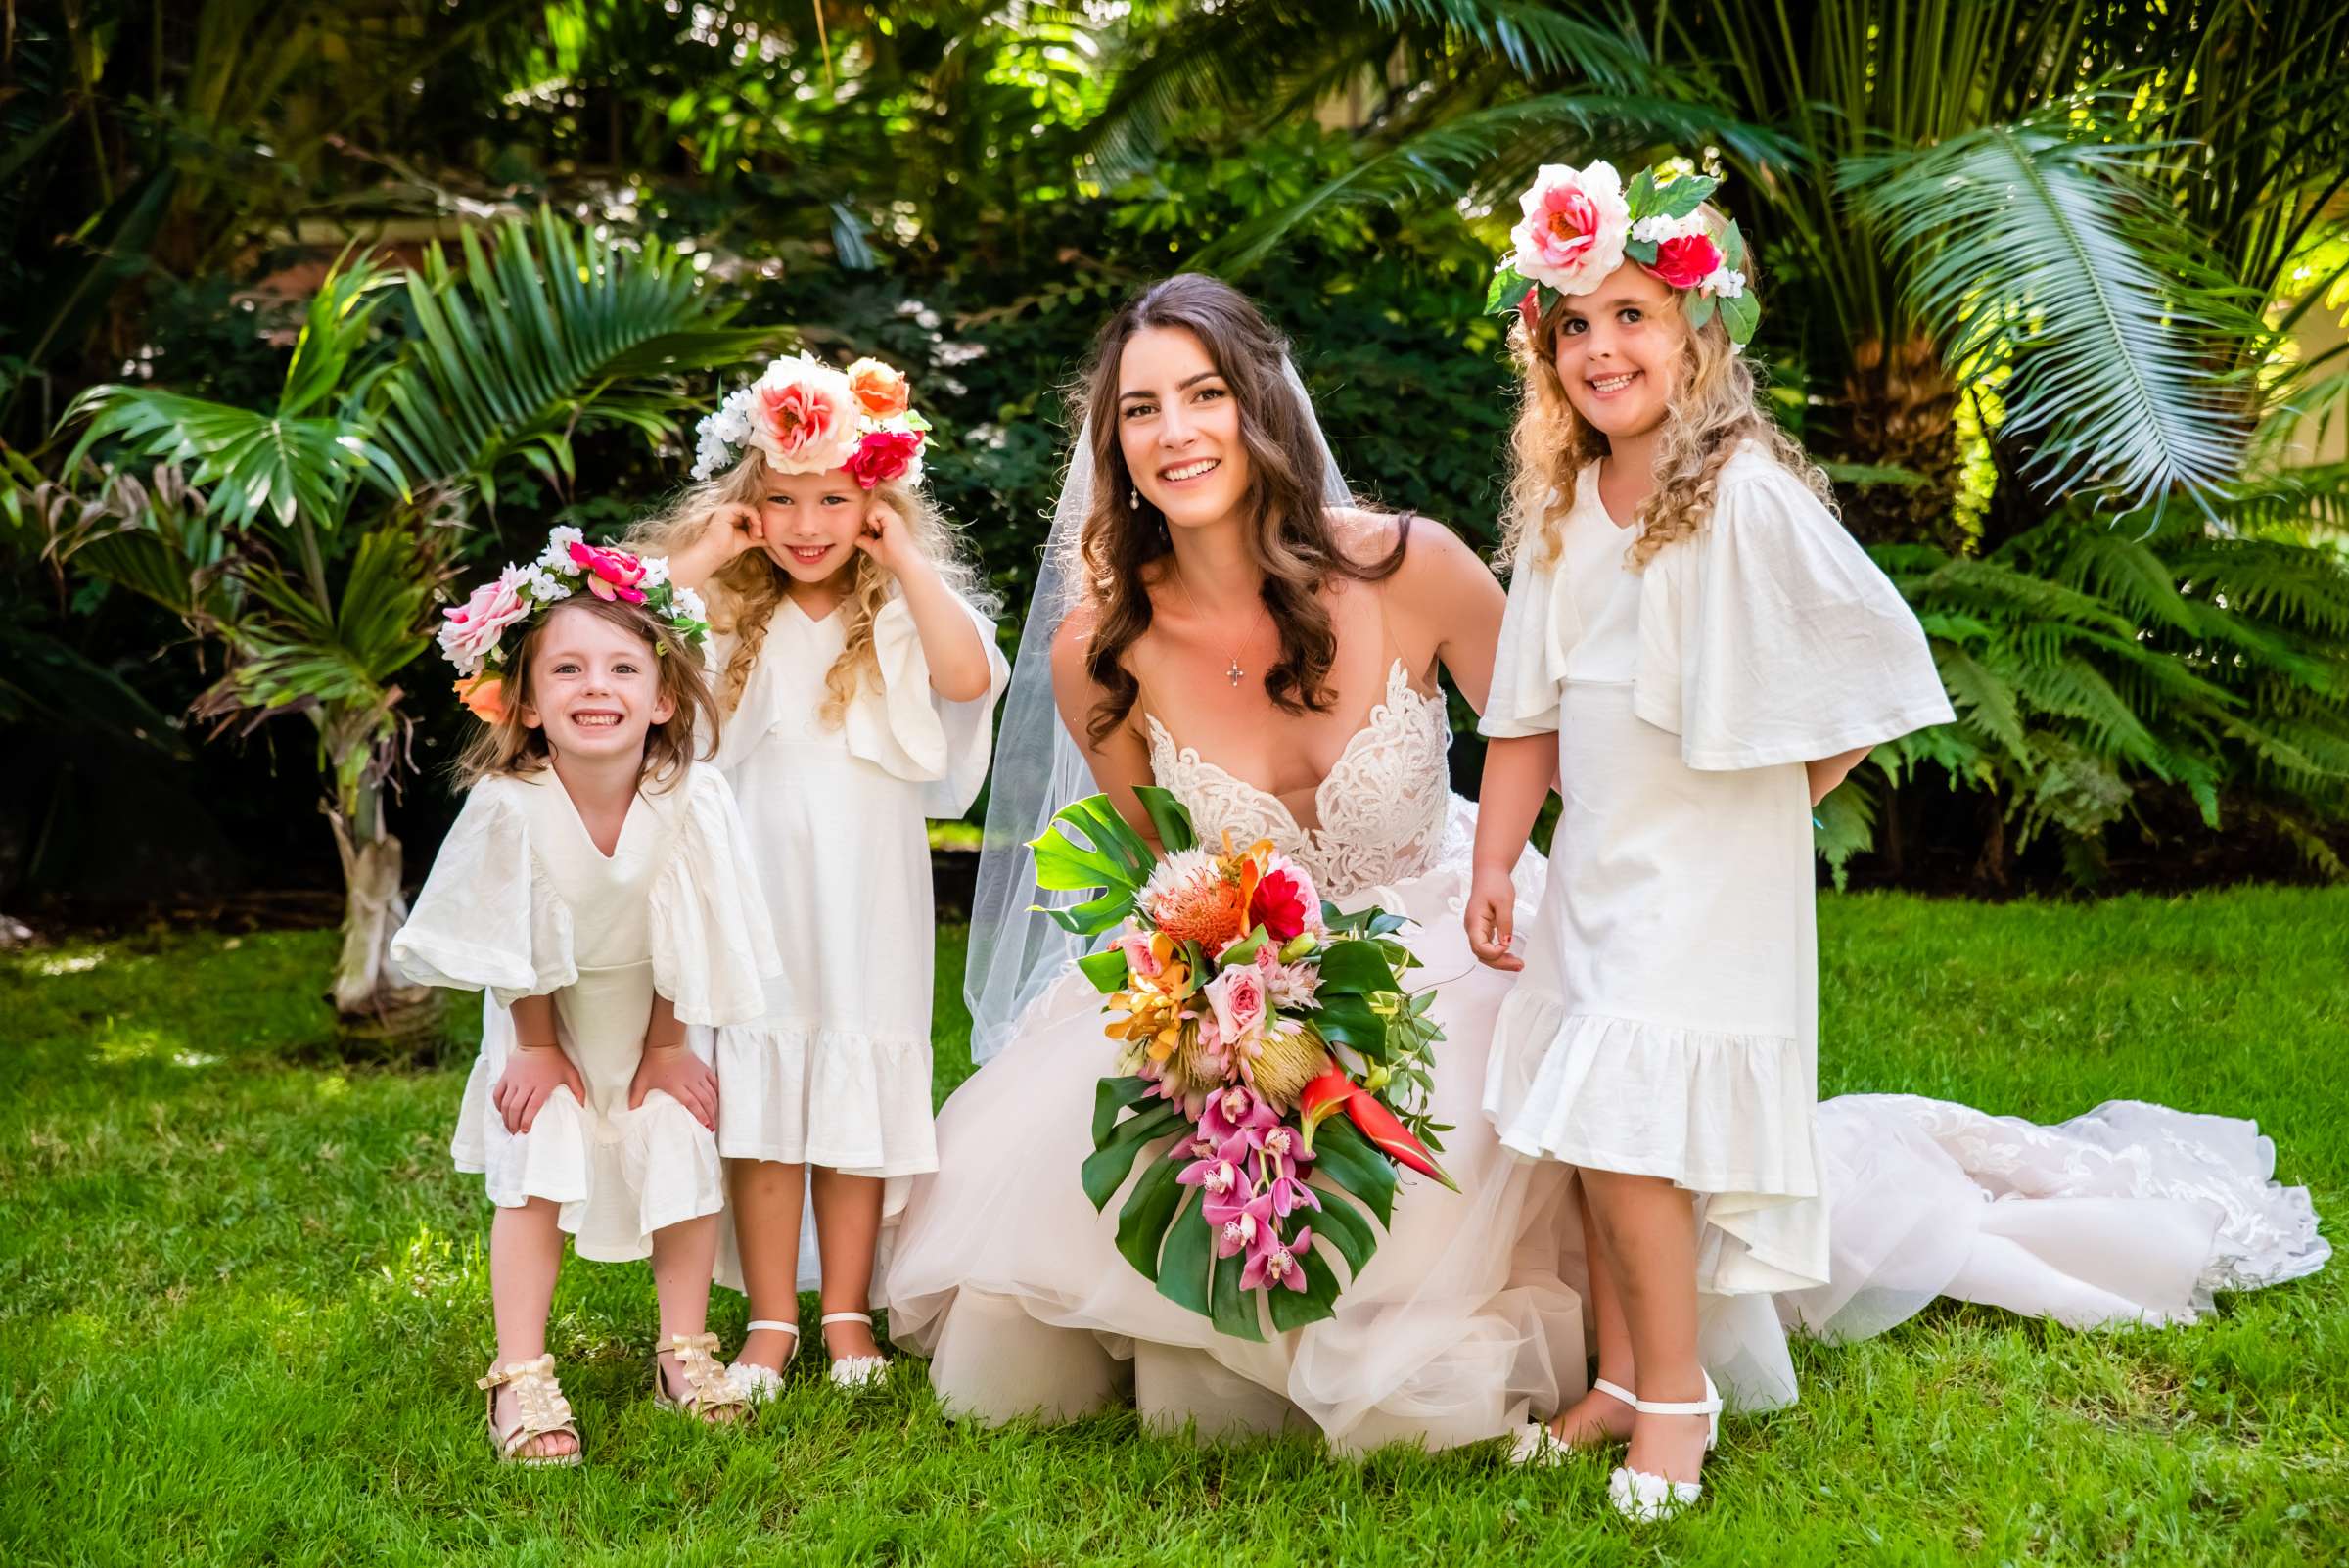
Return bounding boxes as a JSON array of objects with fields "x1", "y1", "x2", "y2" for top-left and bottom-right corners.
[{"x1": 1295, "y1": 1067, "x2": 1457, "y2": 1192}]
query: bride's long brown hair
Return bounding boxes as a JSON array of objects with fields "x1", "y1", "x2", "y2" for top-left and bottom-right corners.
[{"x1": 1070, "y1": 274, "x2": 1407, "y2": 745}]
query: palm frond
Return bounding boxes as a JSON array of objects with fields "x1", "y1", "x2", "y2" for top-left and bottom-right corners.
[
  {"x1": 371, "y1": 208, "x2": 787, "y2": 502},
  {"x1": 1843, "y1": 117, "x2": 2263, "y2": 516},
  {"x1": 1195, "y1": 92, "x2": 1791, "y2": 274},
  {"x1": 61, "y1": 386, "x2": 401, "y2": 532}
]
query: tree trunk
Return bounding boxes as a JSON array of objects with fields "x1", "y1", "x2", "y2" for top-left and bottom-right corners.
[
  {"x1": 325, "y1": 781, "x2": 442, "y2": 1061},
  {"x1": 1833, "y1": 334, "x2": 1966, "y2": 551}
]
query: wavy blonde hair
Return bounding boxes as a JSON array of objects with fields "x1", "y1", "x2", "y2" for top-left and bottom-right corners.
[
  {"x1": 627, "y1": 446, "x2": 990, "y2": 727},
  {"x1": 452, "y1": 596, "x2": 714, "y2": 792},
  {"x1": 1500, "y1": 219, "x2": 1832, "y2": 572}
]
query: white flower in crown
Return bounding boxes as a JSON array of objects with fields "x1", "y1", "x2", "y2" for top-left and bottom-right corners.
[
  {"x1": 1699, "y1": 267, "x2": 1749, "y2": 300},
  {"x1": 524, "y1": 564, "x2": 571, "y2": 604},
  {"x1": 538, "y1": 526, "x2": 585, "y2": 574},
  {"x1": 673, "y1": 583, "x2": 708, "y2": 625},
  {"x1": 1507, "y1": 160, "x2": 1631, "y2": 297},
  {"x1": 1632, "y1": 212, "x2": 1710, "y2": 245},
  {"x1": 638, "y1": 554, "x2": 671, "y2": 590}
]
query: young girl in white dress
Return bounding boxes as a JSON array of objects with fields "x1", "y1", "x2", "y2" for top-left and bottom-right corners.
[
  {"x1": 391, "y1": 530, "x2": 781, "y2": 1464},
  {"x1": 1464, "y1": 161, "x2": 1955, "y2": 1519},
  {"x1": 638, "y1": 352, "x2": 1009, "y2": 1395}
]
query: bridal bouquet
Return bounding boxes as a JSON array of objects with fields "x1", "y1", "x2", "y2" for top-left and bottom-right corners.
[{"x1": 1033, "y1": 788, "x2": 1453, "y2": 1340}]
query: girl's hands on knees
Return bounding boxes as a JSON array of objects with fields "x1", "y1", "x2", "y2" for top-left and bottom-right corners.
[
  {"x1": 630, "y1": 1044, "x2": 719, "y2": 1132},
  {"x1": 493, "y1": 1046, "x2": 587, "y2": 1134},
  {"x1": 1463, "y1": 864, "x2": 1525, "y2": 971}
]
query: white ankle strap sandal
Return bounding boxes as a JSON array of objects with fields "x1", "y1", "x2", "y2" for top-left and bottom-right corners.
[
  {"x1": 1507, "y1": 1376, "x2": 1637, "y2": 1467},
  {"x1": 1606, "y1": 1372, "x2": 1722, "y2": 1522},
  {"x1": 727, "y1": 1318, "x2": 801, "y2": 1406},
  {"x1": 820, "y1": 1311, "x2": 889, "y2": 1390}
]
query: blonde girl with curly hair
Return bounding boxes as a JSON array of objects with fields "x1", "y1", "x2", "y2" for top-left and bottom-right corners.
[
  {"x1": 1462, "y1": 160, "x2": 1952, "y2": 1519},
  {"x1": 640, "y1": 352, "x2": 1009, "y2": 1399}
]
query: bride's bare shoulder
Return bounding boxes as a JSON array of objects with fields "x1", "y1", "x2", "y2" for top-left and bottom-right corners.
[{"x1": 1329, "y1": 505, "x2": 1495, "y2": 600}]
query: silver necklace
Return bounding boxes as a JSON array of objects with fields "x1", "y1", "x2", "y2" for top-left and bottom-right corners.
[{"x1": 1172, "y1": 560, "x2": 1269, "y2": 689}]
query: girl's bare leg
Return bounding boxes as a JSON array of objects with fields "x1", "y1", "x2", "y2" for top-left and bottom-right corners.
[
  {"x1": 728, "y1": 1159, "x2": 807, "y2": 1371},
  {"x1": 809, "y1": 1167, "x2": 885, "y2": 1360},
  {"x1": 1545, "y1": 1176, "x2": 1639, "y2": 1445},
  {"x1": 487, "y1": 1198, "x2": 576, "y2": 1459},
  {"x1": 1580, "y1": 1169, "x2": 1711, "y2": 1485}
]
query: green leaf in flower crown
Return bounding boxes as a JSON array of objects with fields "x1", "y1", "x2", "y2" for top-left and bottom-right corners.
[
  {"x1": 1130, "y1": 784, "x2": 1197, "y2": 854},
  {"x1": 1115, "y1": 1146, "x2": 1188, "y2": 1281},
  {"x1": 1719, "y1": 219, "x2": 1746, "y2": 274},
  {"x1": 1719, "y1": 290, "x2": 1762, "y2": 344},
  {"x1": 1623, "y1": 166, "x2": 1658, "y2": 221},
  {"x1": 1654, "y1": 174, "x2": 1720, "y2": 220},
  {"x1": 1077, "y1": 945, "x2": 1132, "y2": 993},
  {"x1": 1685, "y1": 292, "x2": 1719, "y2": 332},
  {"x1": 1485, "y1": 262, "x2": 1530, "y2": 315},
  {"x1": 1156, "y1": 1191, "x2": 1213, "y2": 1316},
  {"x1": 1624, "y1": 238, "x2": 1659, "y2": 266}
]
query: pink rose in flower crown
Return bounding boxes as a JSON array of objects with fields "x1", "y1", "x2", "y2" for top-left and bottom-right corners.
[
  {"x1": 748, "y1": 357, "x2": 857, "y2": 473},
  {"x1": 845, "y1": 357, "x2": 911, "y2": 419},
  {"x1": 568, "y1": 540, "x2": 649, "y2": 604},
  {"x1": 844, "y1": 427, "x2": 924, "y2": 490},
  {"x1": 437, "y1": 568, "x2": 531, "y2": 675},
  {"x1": 1203, "y1": 963, "x2": 1268, "y2": 1046},
  {"x1": 1508, "y1": 160, "x2": 1631, "y2": 297},
  {"x1": 1647, "y1": 230, "x2": 1724, "y2": 292}
]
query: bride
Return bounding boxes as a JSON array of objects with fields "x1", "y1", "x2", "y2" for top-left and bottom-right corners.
[{"x1": 880, "y1": 274, "x2": 2328, "y2": 1453}]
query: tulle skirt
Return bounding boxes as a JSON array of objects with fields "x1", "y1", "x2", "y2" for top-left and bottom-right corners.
[{"x1": 882, "y1": 852, "x2": 1590, "y2": 1454}]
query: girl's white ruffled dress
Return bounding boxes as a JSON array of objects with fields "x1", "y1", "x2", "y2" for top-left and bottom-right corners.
[
  {"x1": 390, "y1": 762, "x2": 781, "y2": 1259},
  {"x1": 1479, "y1": 443, "x2": 1956, "y2": 1300},
  {"x1": 704, "y1": 588, "x2": 1009, "y2": 1209}
]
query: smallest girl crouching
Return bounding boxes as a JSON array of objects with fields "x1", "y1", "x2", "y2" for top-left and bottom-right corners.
[{"x1": 392, "y1": 531, "x2": 781, "y2": 1465}]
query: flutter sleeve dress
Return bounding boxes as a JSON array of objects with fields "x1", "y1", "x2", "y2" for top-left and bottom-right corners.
[
  {"x1": 705, "y1": 586, "x2": 1010, "y2": 1210},
  {"x1": 1479, "y1": 442, "x2": 1955, "y2": 1301},
  {"x1": 391, "y1": 761, "x2": 780, "y2": 1260}
]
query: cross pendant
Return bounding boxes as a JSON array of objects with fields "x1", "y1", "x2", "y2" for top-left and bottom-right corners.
[{"x1": 1226, "y1": 659, "x2": 1244, "y2": 687}]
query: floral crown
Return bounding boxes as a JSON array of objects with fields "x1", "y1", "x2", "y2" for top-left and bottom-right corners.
[
  {"x1": 1487, "y1": 156, "x2": 1759, "y2": 347},
  {"x1": 437, "y1": 527, "x2": 711, "y2": 723},
  {"x1": 691, "y1": 351, "x2": 932, "y2": 488}
]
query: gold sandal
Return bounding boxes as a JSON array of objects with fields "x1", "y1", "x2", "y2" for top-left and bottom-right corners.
[
  {"x1": 478, "y1": 1354, "x2": 582, "y2": 1467},
  {"x1": 652, "y1": 1332, "x2": 750, "y2": 1423}
]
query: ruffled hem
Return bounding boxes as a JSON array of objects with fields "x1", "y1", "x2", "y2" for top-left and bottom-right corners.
[
  {"x1": 451, "y1": 1066, "x2": 724, "y2": 1262},
  {"x1": 1483, "y1": 990, "x2": 1820, "y2": 1196},
  {"x1": 712, "y1": 1020, "x2": 938, "y2": 1175}
]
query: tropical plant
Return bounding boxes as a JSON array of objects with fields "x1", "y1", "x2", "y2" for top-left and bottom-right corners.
[{"x1": 42, "y1": 212, "x2": 782, "y2": 1041}]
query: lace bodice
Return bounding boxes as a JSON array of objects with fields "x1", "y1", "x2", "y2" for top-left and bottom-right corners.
[{"x1": 1144, "y1": 660, "x2": 1452, "y2": 901}]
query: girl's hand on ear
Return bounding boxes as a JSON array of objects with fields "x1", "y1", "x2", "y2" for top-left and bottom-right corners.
[
  {"x1": 708, "y1": 502, "x2": 767, "y2": 561},
  {"x1": 854, "y1": 500, "x2": 924, "y2": 577}
]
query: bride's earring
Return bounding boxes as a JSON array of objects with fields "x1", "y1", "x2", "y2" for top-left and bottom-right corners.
[{"x1": 1128, "y1": 487, "x2": 1140, "y2": 512}]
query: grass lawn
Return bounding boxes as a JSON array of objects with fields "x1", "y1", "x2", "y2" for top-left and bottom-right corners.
[{"x1": 2, "y1": 889, "x2": 2343, "y2": 1566}]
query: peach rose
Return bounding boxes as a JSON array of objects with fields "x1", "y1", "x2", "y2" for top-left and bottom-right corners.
[{"x1": 845, "y1": 357, "x2": 911, "y2": 419}]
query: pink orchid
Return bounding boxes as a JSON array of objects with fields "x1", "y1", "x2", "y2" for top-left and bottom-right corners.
[
  {"x1": 1215, "y1": 1193, "x2": 1276, "y2": 1261},
  {"x1": 1200, "y1": 1084, "x2": 1276, "y2": 1145},
  {"x1": 1268, "y1": 1170, "x2": 1321, "y2": 1220},
  {"x1": 1241, "y1": 1226, "x2": 1313, "y2": 1293},
  {"x1": 567, "y1": 540, "x2": 649, "y2": 604}
]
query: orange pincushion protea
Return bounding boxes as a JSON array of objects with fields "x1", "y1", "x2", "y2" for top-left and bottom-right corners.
[{"x1": 1138, "y1": 845, "x2": 1267, "y2": 951}]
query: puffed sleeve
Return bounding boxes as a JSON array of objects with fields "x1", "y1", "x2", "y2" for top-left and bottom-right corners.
[
  {"x1": 1477, "y1": 541, "x2": 1578, "y2": 739},
  {"x1": 389, "y1": 778, "x2": 576, "y2": 1007},
  {"x1": 843, "y1": 586, "x2": 1013, "y2": 818},
  {"x1": 648, "y1": 763, "x2": 785, "y2": 1028},
  {"x1": 1633, "y1": 449, "x2": 1955, "y2": 770}
]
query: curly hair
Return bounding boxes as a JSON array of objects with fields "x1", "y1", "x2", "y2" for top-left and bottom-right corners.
[
  {"x1": 452, "y1": 596, "x2": 714, "y2": 792},
  {"x1": 1500, "y1": 212, "x2": 1832, "y2": 573},
  {"x1": 627, "y1": 446, "x2": 990, "y2": 729},
  {"x1": 1068, "y1": 274, "x2": 1407, "y2": 746}
]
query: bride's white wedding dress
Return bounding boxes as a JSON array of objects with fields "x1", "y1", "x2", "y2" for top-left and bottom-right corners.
[{"x1": 883, "y1": 663, "x2": 2329, "y2": 1448}]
